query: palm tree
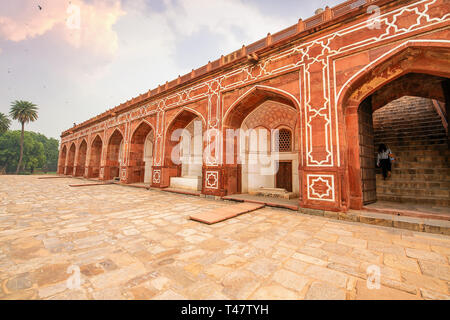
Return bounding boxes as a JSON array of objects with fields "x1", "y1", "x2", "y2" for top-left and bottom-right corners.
[
  {"x1": 0, "y1": 112, "x2": 11, "y2": 134},
  {"x1": 9, "y1": 100, "x2": 39, "y2": 174}
]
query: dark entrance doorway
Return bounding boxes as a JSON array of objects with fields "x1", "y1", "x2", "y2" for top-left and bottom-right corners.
[
  {"x1": 357, "y1": 73, "x2": 450, "y2": 215},
  {"x1": 276, "y1": 161, "x2": 292, "y2": 192}
]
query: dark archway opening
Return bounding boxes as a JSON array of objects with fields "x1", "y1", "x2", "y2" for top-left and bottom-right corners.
[
  {"x1": 75, "y1": 140, "x2": 87, "y2": 177},
  {"x1": 89, "y1": 136, "x2": 103, "y2": 178},
  {"x1": 105, "y1": 130, "x2": 124, "y2": 180},
  {"x1": 223, "y1": 87, "x2": 299, "y2": 197},
  {"x1": 164, "y1": 110, "x2": 204, "y2": 191},
  {"x1": 129, "y1": 122, "x2": 154, "y2": 184},
  {"x1": 58, "y1": 145, "x2": 67, "y2": 174},
  {"x1": 66, "y1": 143, "x2": 76, "y2": 175},
  {"x1": 358, "y1": 73, "x2": 449, "y2": 214}
]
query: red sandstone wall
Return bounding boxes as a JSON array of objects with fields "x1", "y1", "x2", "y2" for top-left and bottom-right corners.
[{"x1": 59, "y1": 0, "x2": 450, "y2": 212}]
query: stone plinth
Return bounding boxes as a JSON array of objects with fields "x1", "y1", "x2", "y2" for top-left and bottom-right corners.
[{"x1": 170, "y1": 176, "x2": 202, "y2": 191}]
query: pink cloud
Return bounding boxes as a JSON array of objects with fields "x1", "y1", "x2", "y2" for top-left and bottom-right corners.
[{"x1": 0, "y1": 0, "x2": 124, "y2": 57}]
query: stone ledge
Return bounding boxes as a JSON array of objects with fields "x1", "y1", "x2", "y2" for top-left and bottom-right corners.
[{"x1": 298, "y1": 208, "x2": 450, "y2": 235}]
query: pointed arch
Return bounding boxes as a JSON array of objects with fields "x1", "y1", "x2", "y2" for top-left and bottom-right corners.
[
  {"x1": 89, "y1": 134, "x2": 103, "y2": 178},
  {"x1": 223, "y1": 85, "x2": 301, "y2": 196},
  {"x1": 75, "y1": 139, "x2": 88, "y2": 176},
  {"x1": 128, "y1": 120, "x2": 155, "y2": 183},
  {"x1": 106, "y1": 128, "x2": 125, "y2": 147},
  {"x1": 339, "y1": 40, "x2": 450, "y2": 111},
  {"x1": 130, "y1": 119, "x2": 155, "y2": 141},
  {"x1": 58, "y1": 144, "x2": 68, "y2": 174},
  {"x1": 105, "y1": 129, "x2": 124, "y2": 180},
  {"x1": 223, "y1": 85, "x2": 301, "y2": 129},
  {"x1": 164, "y1": 108, "x2": 204, "y2": 168},
  {"x1": 66, "y1": 142, "x2": 76, "y2": 175},
  {"x1": 341, "y1": 40, "x2": 450, "y2": 210}
]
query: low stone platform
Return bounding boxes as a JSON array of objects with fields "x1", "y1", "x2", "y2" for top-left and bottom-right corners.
[
  {"x1": 299, "y1": 208, "x2": 450, "y2": 236},
  {"x1": 169, "y1": 176, "x2": 202, "y2": 191},
  {"x1": 249, "y1": 188, "x2": 296, "y2": 199},
  {"x1": 190, "y1": 203, "x2": 265, "y2": 224}
]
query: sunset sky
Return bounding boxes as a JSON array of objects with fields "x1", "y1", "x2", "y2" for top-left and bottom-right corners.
[{"x1": 0, "y1": 0, "x2": 343, "y2": 139}]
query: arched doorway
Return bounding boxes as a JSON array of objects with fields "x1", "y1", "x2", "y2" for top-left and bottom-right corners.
[
  {"x1": 223, "y1": 86, "x2": 300, "y2": 198},
  {"x1": 89, "y1": 135, "x2": 103, "y2": 178},
  {"x1": 66, "y1": 143, "x2": 76, "y2": 175},
  {"x1": 75, "y1": 140, "x2": 87, "y2": 177},
  {"x1": 105, "y1": 129, "x2": 124, "y2": 180},
  {"x1": 165, "y1": 110, "x2": 204, "y2": 191},
  {"x1": 58, "y1": 145, "x2": 67, "y2": 174},
  {"x1": 129, "y1": 122, "x2": 154, "y2": 184},
  {"x1": 342, "y1": 44, "x2": 450, "y2": 212}
]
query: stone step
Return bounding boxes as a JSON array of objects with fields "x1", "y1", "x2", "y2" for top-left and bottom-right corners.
[
  {"x1": 393, "y1": 154, "x2": 450, "y2": 162},
  {"x1": 376, "y1": 179, "x2": 450, "y2": 189},
  {"x1": 374, "y1": 114, "x2": 441, "y2": 120},
  {"x1": 374, "y1": 132, "x2": 447, "y2": 141},
  {"x1": 392, "y1": 160, "x2": 450, "y2": 169},
  {"x1": 393, "y1": 148, "x2": 450, "y2": 156},
  {"x1": 376, "y1": 186, "x2": 450, "y2": 198},
  {"x1": 374, "y1": 120, "x2": 444, "y2": 129},
  {"x1": 376, "y1": 194, "x2": 450, "y2": 207},
  {"x1": 300, "y1": 209, "x2": 450, "y2": 235},
  {"x1": 391, "y1": 144, "x2": 449, "y2": 151},
  {"x1": 375, "y1": 139, "x2": 447, "y2": 147},
  {"x1": 391, "y1": 167, "x2": 450, "y2": 175},
  {"x1": 380, "y1": 173, "x2": 449, "y2": 182}
]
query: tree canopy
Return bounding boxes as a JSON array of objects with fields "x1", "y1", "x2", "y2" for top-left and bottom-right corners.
[
  {"x1": 0, "y1": 112, "x2": 11, "y2": 134},
  {"x1": 9, "y1": 100, "x2": 38, "y2": 125},
  {"x1": 0, "y1": 131, "x2": 59, "y2": 173}
]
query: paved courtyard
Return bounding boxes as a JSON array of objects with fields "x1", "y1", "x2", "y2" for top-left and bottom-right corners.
[{"x1": 0, "y1": 176, "x2": 449, "y2": 300}]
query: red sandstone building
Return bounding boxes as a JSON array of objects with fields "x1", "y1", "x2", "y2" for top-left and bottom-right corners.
[{"x1": 59, "y1": 0, "x2": 450, "y2": 213}]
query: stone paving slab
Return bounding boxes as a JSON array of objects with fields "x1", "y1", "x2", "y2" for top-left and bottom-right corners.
[
  {"x1": 190, "y1": 203, "x2": 265, "y2": 224},
  {"x1": 0, "y1": 176, "x2": 449, "y2": 300}
]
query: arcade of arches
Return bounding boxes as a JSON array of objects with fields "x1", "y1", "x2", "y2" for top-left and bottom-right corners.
[{"x1": 59, "y1": 0, "x2": 450, "y2": 214}]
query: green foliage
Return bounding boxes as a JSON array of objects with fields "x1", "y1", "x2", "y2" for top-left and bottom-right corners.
[
  {"x1": 0, "y1": 112, "x2": 11, "y2": 134},
  {"x1": 9, "y1": 100, "x2": 38, "y2": 125},
  {"x1": 0, "y1": 131, "x2": 59, "y2": 173}
]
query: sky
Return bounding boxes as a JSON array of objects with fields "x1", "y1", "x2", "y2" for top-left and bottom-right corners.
[{"x1": 0, "y1": 0, "x2": 343, "y2": 139}]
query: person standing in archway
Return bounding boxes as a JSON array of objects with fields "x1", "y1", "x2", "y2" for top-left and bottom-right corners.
[{"x1": 377, "y1": 144, "x2": 393, "y2": 180}]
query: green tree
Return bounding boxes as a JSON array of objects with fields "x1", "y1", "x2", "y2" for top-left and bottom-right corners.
[
  {"x1": 9, "y1": 100, "x2": 39, "y2": 174},
  {"x1": 0, "y1": 131, "x2": 48, "y2": 174},
  {"x1": 30, "y1": 132, "x2": 59, "y2": 172},
  {"x1": 0, "y1": 112, "x2": 11, "y2": 134},
  {"x1": 0, "y1": 131, "x2": 20, "y2": 173}
]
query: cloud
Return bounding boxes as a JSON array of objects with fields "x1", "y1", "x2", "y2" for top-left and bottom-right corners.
[
  {"x1": 163, "y1": 0, "x2": 286, "y2": 50},
  {"x1": 0, "y1": 0, "x2": 125, "y2": 58}
]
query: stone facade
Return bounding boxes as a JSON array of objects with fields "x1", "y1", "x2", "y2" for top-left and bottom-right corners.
[{"x1": 59, "y1": 0, "x2": 450, "y2": 212}]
